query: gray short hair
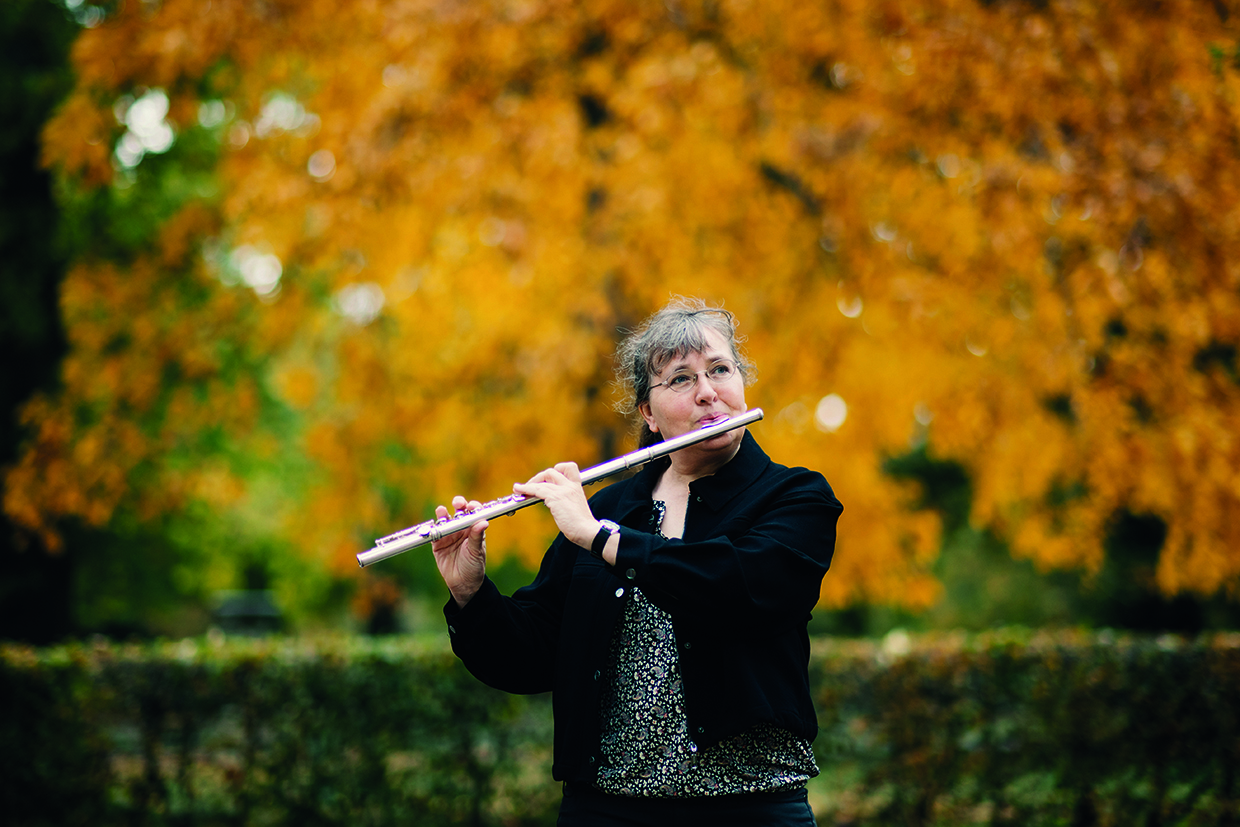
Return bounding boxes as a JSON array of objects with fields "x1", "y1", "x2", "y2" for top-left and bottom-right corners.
[{"x1": 614, "y1": 297, "x2": 755, "y2": 446}]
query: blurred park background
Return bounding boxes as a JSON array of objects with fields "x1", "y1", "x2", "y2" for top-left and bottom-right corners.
[
  {"x1": 6, "y1": 1, "x2": 1240, "y2": 825},
  {"x1": 5, "y1": 0, "x2": 1240, "y2": 644}
]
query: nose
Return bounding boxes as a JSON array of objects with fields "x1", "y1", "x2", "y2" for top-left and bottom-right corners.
[{"x1": 694, "y1": 371, "x2": 719, "y2": 403}]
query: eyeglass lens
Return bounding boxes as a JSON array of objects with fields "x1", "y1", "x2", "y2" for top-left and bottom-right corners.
[{"x1": 659, "y1": 361, "x2": 736, "y2": 393}]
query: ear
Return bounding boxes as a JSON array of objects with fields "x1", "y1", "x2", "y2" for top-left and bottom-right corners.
[{"x1": 638, "y1": 400, "x2": 659, "y2": 434}]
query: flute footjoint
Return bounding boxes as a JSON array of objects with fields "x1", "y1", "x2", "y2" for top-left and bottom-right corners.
[{"x1": 356, "y1": 407, "x2": 764, "y2": 567}]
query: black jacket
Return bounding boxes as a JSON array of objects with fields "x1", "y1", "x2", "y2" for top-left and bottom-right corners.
[{"x1": 444, "y1": 431, "x2": 842, "y2": 783}]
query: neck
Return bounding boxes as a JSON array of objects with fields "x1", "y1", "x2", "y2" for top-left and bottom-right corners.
[{"x1": 664, "y1": 435, "x2": 744, "y2": 485}]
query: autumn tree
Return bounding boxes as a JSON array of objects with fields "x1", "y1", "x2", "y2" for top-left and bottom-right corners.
[{"x1": 10, "y1": 0, "x2": 1240, "y2": 627}]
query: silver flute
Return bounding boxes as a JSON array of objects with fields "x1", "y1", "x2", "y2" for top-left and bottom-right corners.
[{"x1": 356, "y1": 407, "x2": 763, "y2": 567}]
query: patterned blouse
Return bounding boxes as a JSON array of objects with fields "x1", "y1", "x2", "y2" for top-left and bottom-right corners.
[{"x1": 592, "y1": 501, "x2": 818, "y2": 797}]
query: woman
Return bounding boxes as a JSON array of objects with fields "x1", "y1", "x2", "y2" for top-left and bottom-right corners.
[{"x1": 433, "y1": 298, "x2": 842, "y2": 826}]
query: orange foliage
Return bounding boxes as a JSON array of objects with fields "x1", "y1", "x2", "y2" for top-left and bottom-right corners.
[{"x1": 15, "y1": 0, "x2": 1240, "y2": 605}]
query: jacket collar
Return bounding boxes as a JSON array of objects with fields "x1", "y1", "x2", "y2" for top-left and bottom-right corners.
[{"x1": 613, "y1": 430, "x2": 770, "y2": 523}]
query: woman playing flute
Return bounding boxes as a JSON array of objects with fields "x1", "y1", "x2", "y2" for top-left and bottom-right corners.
[{"x1": 432, "y1": 297, "x2": 842, "y2": 827}]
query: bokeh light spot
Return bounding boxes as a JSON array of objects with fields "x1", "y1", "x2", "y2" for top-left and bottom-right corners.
[
  {"x1": 113, "y1": 89, "x2": 175, "y2": 168},
  {"x1": 837, "y1": 295, "x2": 863, "y2": 318},
  {"x1": 815, "y1": 394, "x2": 848, "y2": 432},
  {"x1": 333, "y1": 283, "x2": 386, "y2": 326},
  {"x1": 230, "y1": 246, "x2": 283, "y2": 297},
  {"x1": 308, "y1": 150, "x2": 336, "y2": 182}
]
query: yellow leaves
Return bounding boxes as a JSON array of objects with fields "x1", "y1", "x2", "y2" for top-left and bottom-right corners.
[
  {"x1": 72, "y1": 0, "x2": 247, "y2": 90},
  {"x1": 19, "y1": 0, "x2": 1240, "y2": 611},
  {"x1": 4, "y1": 393, "x2": 149, "y2": 551},
  {"x1": 191, "y1": 461, "x2": 247, "y2": 511},
  {"x1": 304, "y1": 422, "x2": 348, "y2": 469},
  {"x1": 158, "y1": 203, "x2": 220, "y2": 267},
  {"x1": 817, "y1": 469, "x2": 944, "y2": 610},
  {"x1": 275, "y1": 365, "x2": 320, "y2": 410},
  {"x1": 1158, "y1": 509, "x2": 1240, "y2": 597},
  {"x1": 41, "y1": 91, "x2": 113, "y2": 185}
]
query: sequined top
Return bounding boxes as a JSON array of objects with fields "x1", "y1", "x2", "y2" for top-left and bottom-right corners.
[{"x1": 592, "y1": 501, "x2": 819, "y2": 797}]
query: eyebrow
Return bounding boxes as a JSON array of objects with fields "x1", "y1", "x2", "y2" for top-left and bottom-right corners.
[{"x1": 663, "y1": 350, "x2": 730, "y2": 373}]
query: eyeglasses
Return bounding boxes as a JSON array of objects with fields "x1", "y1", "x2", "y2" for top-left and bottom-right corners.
[{"x1": 650, "y1": 360, "x2": 740, "y2": 394}]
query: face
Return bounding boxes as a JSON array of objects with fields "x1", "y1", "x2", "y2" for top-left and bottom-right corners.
[{"x1": 638, "y1": 326, "x2": 748, "y2": 462}]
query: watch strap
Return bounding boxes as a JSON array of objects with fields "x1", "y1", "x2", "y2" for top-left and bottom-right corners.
[{"x1": 590, "y1": 520, "x2": 619, "y2": 559}]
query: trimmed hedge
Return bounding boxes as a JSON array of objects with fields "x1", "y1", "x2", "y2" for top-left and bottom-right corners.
[
  {"x1": 0, "y1": 636, "x2": 557, "y2": 827},
  {"x1": 2, "y1": 630, "x2": 1237, "y2": 826},
  {"x1": 812, "y1": 630, "x2": 1240, "y2": 826}
]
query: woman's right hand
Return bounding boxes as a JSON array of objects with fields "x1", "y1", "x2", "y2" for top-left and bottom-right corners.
[{"x1": 431, "y1": 496, "x2": 488, "y2": 608}]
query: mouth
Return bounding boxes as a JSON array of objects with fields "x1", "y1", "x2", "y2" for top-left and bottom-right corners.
[{"x1": 697, "y1": 413, "x2": 731, "y2": 429}]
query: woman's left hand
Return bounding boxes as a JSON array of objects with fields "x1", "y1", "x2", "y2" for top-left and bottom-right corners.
[{"x1": 513, "y1": 463, "x2": 599, "y2": 550}]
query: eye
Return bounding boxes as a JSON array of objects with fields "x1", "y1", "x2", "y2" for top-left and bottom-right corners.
[
  {"x1": 708, "y1": 362, "x2": 735, "y2": 379},
  {"x1": 666, "y1": 373, "x2": 695, "y2": 390}
]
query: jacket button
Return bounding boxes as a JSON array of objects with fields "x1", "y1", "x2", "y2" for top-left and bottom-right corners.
[
  {"x1": 625, "y1": 568, "x2": 636, "y2": 580},
  {"x1": 593, "y1": 670, "x2": 601, "y2": 681},
  {"x1": 697, "y1": 727, "x2": 705, "y2": 734},
  {"x1": 615, "y1": 587, "x2": 625, "y2": 598},
  {"x1": 695, "y1": 495, "x2": 702, "y2": 502},
  {"x1": 683, "y1": 641, "x2": 691, "y2": 650},
  {"x1": 589, "y1": 755, "x2": 596, "y2": 764}
]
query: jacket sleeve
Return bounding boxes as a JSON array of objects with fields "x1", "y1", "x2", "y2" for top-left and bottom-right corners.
[
  {"x1": 610, "y1": 468, "x2": 840, "y2": 627},
  {"x1": 442, "y1": 535, "x2": 574, "y2": 694}
]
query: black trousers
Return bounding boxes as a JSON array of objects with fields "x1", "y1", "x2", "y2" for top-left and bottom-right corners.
[{"x1": 557, "y1": 783, "x2": 817, "y2": 827}]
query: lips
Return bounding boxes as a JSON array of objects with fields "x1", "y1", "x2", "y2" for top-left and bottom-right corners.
[{"x1": 697, "y1": 413, "x2": 731, "y2": 429}]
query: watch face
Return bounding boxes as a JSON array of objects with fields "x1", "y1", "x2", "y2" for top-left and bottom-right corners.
[{"x1": 601, "y1": 520, "x2": 619, "y2": 533}]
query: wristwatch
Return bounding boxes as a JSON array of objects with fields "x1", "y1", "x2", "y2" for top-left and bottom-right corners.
[{"x1": 591, "y1": 519, "x2": 620, "y2": 560}]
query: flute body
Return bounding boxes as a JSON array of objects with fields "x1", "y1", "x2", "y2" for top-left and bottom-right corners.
[{"x1": 356, "y1": 407, "x2": 764, "y2": 567}]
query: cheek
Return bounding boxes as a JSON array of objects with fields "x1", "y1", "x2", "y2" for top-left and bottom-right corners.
[{"x1": 649, "y1": 396, "x2": 689, "y2": 429}]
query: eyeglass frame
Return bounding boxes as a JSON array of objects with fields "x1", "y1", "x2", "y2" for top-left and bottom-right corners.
[{"x1": 648, "y1": 359, "x2": 741, "y2": 394}]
